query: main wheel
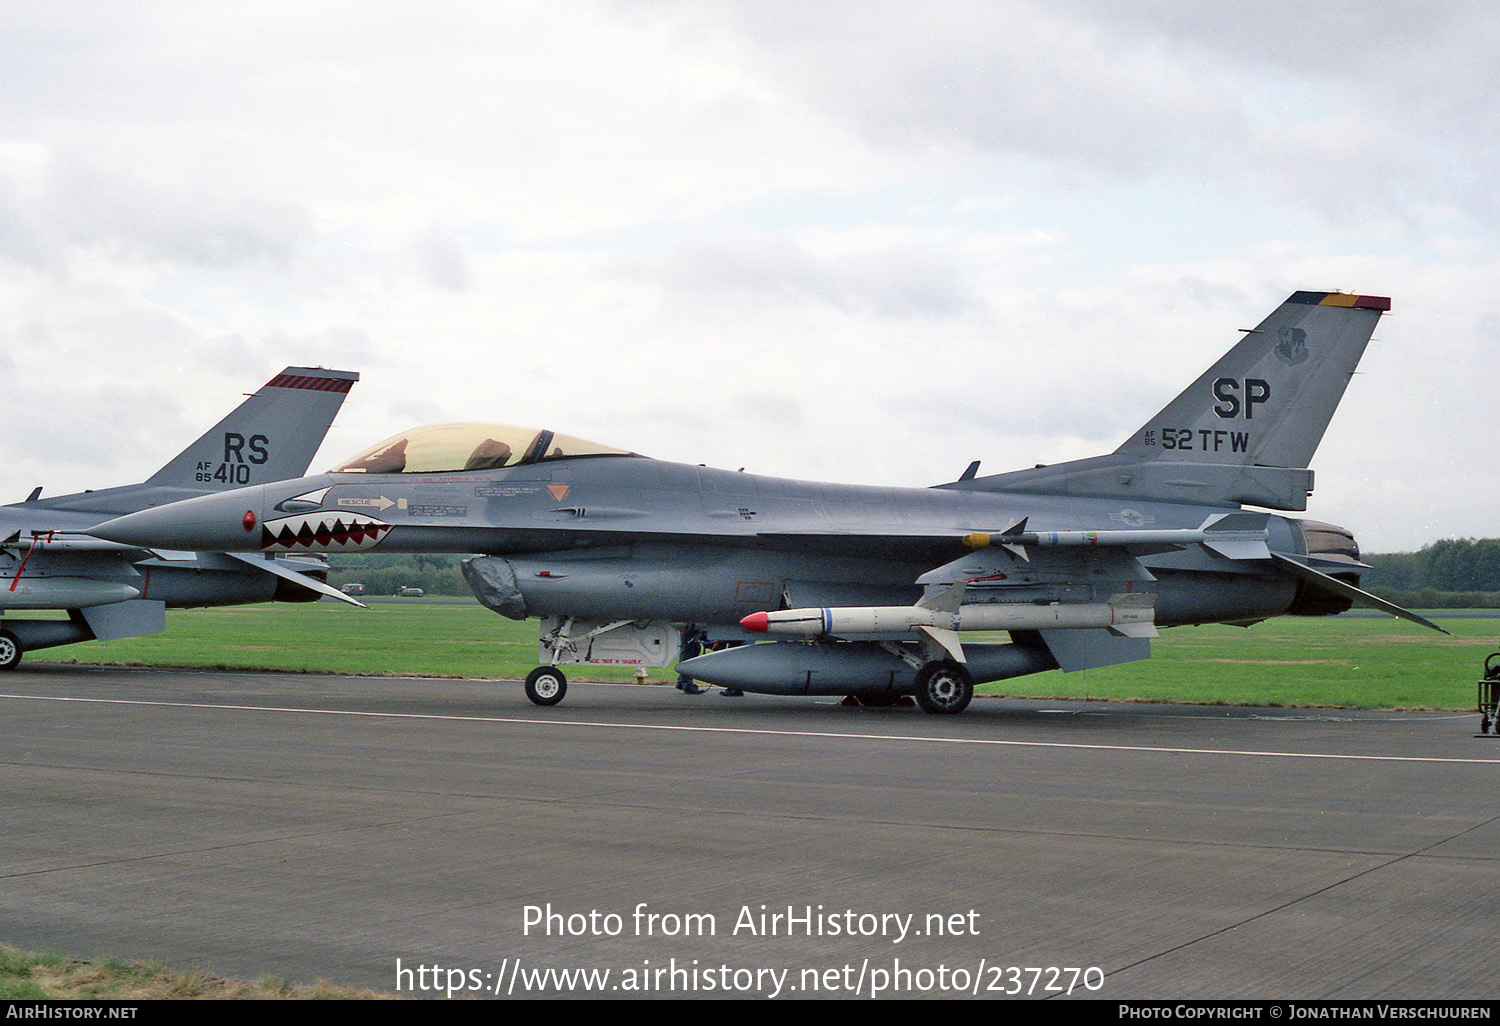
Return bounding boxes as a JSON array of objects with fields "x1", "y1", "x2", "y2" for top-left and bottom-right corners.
[
  {"x1": 0, "y1": 630, "x2": 21, "y2": 671},
  {"x1": 914, "y1": 660, "x2": 973, "y2": 715},
  {"x1": 524, "y1": 665, "x2": 568, "y2": 706}
]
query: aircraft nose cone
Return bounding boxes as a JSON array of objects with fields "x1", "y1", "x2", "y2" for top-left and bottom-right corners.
[{"x1": 90, "y1": 487, "x2": 269, "y2": 551}]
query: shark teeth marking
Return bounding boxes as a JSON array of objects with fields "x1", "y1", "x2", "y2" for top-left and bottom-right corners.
[{"x1": 259, "y1": 514, "x2": 392, "y2": 550}]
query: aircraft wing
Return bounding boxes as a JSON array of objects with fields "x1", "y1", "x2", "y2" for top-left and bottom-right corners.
[
  {"x1": 753, "y1": 511, "x2": 1271, "y2": 560},
  {"x1": 751, "y1": 529, "x2": 973, "y2": 560},
  {"x1": 758, "y1": 512, "x2": 1444, "y2": 635}
]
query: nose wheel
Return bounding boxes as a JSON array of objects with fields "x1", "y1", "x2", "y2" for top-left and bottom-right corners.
[{"x1": 524, "y1": 666, "x2": 568, "y2": 706}]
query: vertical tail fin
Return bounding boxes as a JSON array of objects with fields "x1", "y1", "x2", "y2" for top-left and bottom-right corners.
[
  {"x1": 147, "y1": 367, "x2": 358, "y2": 490},
  {"x1": 955, "y1": 292, "x2": 1389, "y2": 511},
  {"x1": 1114, "y1": 291, "x2": 1388, "y2": 470}
]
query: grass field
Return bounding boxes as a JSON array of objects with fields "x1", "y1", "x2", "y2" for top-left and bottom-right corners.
[
  {"x1": 17, "y1": 601, "x2": 1495, "y2": 710},
  {"x1": 0, "y1": 944, "x2": 385, "y2": 1000}
]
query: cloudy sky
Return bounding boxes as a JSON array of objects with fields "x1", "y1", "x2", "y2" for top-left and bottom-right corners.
[{"x1": 2, "y1": 1, "x2": 1496, "y2": 552}]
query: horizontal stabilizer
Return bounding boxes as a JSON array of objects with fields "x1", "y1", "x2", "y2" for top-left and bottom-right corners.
[
  {"x1": 1269, "y1": 554, "x2": 1448, "y2": 634},
  {"x1": 224, "y1": 552, "x2": 367, "y2": 607}
]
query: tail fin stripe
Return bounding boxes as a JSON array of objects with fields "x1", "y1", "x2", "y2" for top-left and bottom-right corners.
[
  {"x1": 267, "y1": 373, "x2": 355, "y2": 393},
  {"x1": 1287, "y1": 290, "x2": 1391, "y2": 311}
]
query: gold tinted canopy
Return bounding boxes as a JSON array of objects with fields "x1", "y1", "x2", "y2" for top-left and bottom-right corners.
[{"x1": 332, "y1": 423, "x2": 635, "y2": 474}]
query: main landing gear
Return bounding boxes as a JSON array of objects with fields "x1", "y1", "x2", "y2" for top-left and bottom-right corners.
[
  {"x1": 0, "y1": 630, "x2": 21, "y2": 671},
  {"x1": 914, "y1": 659, "x2": 974, "y2": 715},
  {"x1": 518, "y1": 657, "x2": 975, "y2": 714},
  {"x1": 524, "y1": 665, "x2": 568, "y2": 706}
]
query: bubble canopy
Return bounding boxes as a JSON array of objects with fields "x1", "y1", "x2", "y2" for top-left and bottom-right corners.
[{"x1": 331, "y1": 423, "x2": 638, "y2": 475}]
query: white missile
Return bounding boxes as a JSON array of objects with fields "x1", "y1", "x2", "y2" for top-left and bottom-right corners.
[
  {"x1": 960, "y1": 512, "x2": 1272, "y2": 561},
  {"x1": 740, "y1": 593, "x2": 1157, "y2": 643}
]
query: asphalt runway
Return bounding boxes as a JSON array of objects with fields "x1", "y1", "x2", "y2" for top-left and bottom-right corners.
[{"x1": 3, "y1": 664, "x2": 1497, "y2": 1000}]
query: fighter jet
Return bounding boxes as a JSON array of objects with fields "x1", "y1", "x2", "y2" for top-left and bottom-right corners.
[
  {"x1": 0, "y1": 366, "x2": 360, "y2": 669},
  {"x1": 88, "y1": 291, "x2": 1442, "y2": 713}
]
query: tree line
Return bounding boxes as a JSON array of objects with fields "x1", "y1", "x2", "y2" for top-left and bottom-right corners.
[
  {"x1": 1362, "y1": 538, "x2": 1500, "y2": 608},
  {"x1": 1362, "y1": 539, "x2": 1500, "y2": 592}
]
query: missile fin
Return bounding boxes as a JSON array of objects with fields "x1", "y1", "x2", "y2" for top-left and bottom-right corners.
[
  {"x1": 918, "y1": 581, "x2": 966, "y2": 613},
  {"x1": 918, "y1": 625, "x2": 966, "y2": 664}
]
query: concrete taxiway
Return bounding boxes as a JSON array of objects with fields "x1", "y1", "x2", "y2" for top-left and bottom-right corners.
[{"x1": 2, "y1": 664, "x2": 1497, "y2": 999}]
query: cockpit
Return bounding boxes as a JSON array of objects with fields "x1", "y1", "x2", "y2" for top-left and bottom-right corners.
[{"x1": 331, "y1": 423, "x2": 639, "y2": 475}]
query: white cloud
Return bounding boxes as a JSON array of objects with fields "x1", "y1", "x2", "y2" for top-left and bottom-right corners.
[{"x1": 652, "y1": 229, "x2": 986, "y2": 317}]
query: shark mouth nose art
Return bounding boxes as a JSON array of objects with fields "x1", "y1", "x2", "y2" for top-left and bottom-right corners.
[{"x1": 260, "y1": 514, "x2": 392, "y2": 550}]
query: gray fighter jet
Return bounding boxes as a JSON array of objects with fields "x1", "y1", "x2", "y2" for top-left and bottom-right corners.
[
  {"x1": 88, "y1": 292, "x2": 1442, "y2": 713},
  {"x1": 0, "y1": 366, "x2": 359, "y2": 669}
]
